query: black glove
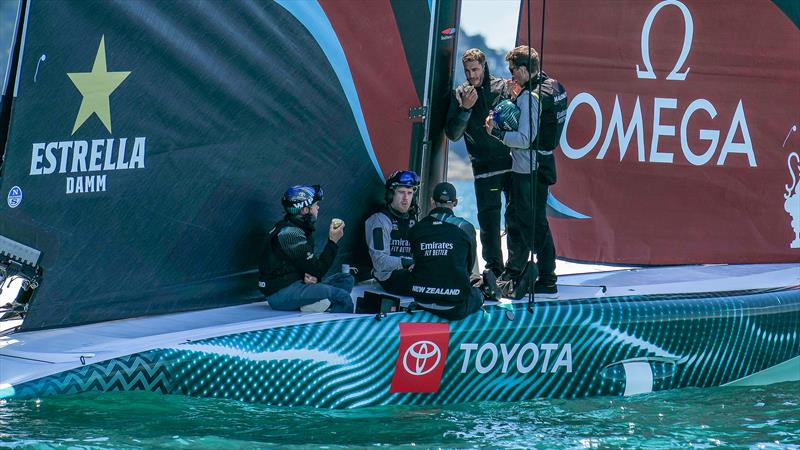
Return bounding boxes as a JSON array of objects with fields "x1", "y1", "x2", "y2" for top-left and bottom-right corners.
[
  {"x1": 470, "y1": 273, "x2": 483, "y2": 287},
  {"x1": 490, "y1": 127, "x2": 505, "y2": 141}
]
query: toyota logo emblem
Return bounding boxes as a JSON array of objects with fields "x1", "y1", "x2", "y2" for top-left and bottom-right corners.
[{"x1": 403, "y1": 340, "x2": 442, "y2": 376}]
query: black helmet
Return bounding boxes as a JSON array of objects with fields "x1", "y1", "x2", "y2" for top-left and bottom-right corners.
[
  {"x1": 384, "y1": 170, "x2": 420, "y2": 204},
  {"x1": 282, "y1": 184, "x2": 324, "y2": 215}
]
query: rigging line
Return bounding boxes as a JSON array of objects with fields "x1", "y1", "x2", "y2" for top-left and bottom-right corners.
[{"x1": 527, "y1": 0, "x2": 546, "y2": 313}]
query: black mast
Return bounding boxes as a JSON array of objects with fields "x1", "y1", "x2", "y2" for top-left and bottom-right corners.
[
  {"x1": 410, "y1": 0, "x2": 461, "y2": 214},
  {"x1": 0, "y1": 0, "x2": 26, "y2": 175}
]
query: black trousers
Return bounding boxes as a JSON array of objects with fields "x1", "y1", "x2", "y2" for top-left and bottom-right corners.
[
  {"x1": 378, "y1": 269, "x2": 413, "y2": 297},
  {"x1": 417, "y1": 287, "x2": 484, "y2": 321},
  {"x1": 474, "y1": 172, "x2": 527, "y2": 277},
  {"x1": 510, "y1": 172, "x2": 557, "y2": 285}
]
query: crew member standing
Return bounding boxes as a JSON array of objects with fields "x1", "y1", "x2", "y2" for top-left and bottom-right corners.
[
  {"x1": 409, "y1": 182, "x2": 484, "y2": 320},
  {"x1": 485, "y1": 45, "x2": 568, "y2": 297},
  {"x1": 445, "y1": 48, "x2": 526, "y2": 281}
]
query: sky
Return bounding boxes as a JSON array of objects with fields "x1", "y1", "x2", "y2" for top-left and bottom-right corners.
[{"x1": 459, "y1": 0, "x2": 521, "y2": 51}]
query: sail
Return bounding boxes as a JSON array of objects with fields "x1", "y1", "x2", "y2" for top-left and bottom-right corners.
[
  {"x1": 517, "y1": 0, "x2": 800, "y2": 264},
  {"x1": 0, "y1": 0, "x2": 444, "y2": 330}
]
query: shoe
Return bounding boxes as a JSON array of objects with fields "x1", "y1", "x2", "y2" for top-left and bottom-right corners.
[
  {"x1": 533, "y1": 282, "x2": 558, "y2": 296},
  {"x1": 479, "y1": 270, "x2": 499, "y2": 301},
  {"x1": 509, "y1": 263, "x2": 536, "y2": 300},
  {"x1": 510, "y1": 274, "x2": 530, "y2": 300},
  {"x1": 300, "y1": 299, "x2": 331, "y2": 313},
  {"x1": 496, "y1": 272, "x2": 515, "y2": 299}
]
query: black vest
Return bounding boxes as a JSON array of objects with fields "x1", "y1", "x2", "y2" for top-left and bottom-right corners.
[
  {"x1": 382, "y1": 207, "x2": 415, "y2": 258},
  {"x1": 257, "y1": 218, "x2": 308, "y2": 295},
  {"x1": 408, "y1": 209, "x2": 472, "y2": 306},
  {"x1": 530, "y1": 74, "x2": 568, "y2": 151}
]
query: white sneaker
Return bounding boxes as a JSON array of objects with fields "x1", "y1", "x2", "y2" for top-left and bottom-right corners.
[{"x1": 300, "y1": 299, "x2": 331, "y2": 313}]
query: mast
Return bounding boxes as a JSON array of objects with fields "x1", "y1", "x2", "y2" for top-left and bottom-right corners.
[
  {"x1": 0, "y1": 0, "x2": 26, "y2": 172},
  {"x1": 411, "y1": 0, "x2": 461, "y2": 213}
]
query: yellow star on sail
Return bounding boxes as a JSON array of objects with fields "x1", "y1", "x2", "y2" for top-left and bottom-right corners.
[{"x1": 67, "y1": 35, "x2": 130, "y2": 135}]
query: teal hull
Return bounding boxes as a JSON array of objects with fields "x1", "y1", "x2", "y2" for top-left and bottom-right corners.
[{"x1": 8, "y1": 287, "x2": 800, "y2": 408}]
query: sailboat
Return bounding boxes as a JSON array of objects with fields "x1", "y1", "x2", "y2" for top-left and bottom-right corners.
[{"x1": 0, "y1": 0, "x2": 797, "y2": 408}]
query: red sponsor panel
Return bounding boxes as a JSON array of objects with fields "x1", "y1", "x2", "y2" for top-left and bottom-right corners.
[
  {"x1": 518, "y1": 1, "x2": 800, "y2": 264},
  {"x1": 320, "y1": 0, "x2": 422, "y2": 177},
  {"x1": 390, "y1": 322, "x2": 450, "y2": 393}
]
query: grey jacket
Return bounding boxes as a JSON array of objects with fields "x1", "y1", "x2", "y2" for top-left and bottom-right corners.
[
  {"x1": 502, "y1": 90, "x2": 541, "y2": 174},
  {"x1": 364, "y1": 210, "x2": 414, "y2": 281}
]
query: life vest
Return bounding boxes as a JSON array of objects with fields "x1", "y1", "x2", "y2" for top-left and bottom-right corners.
[
  {"x1": 257, "y1": 218, "x2": 306, "y2": 295},
  {"x1": 382, "y1": 206, "x2": 415, "y2": 258},
  {"x1": 408, "y1": 209, "x2": 473, "y2": 306},
  {"x1": 529, "y1": 74, "x2": 568, "y2": 151}
]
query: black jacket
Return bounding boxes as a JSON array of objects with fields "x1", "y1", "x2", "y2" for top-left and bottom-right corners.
[
  {"x1": 409, "y1": 207, "x2": 477, "y2": 306},
  {"x1": 445, "y1": 61, "x2": 512, "y2": 176},
  {"x1": 258, "y1": 215, "x2": 338, "y2": 295}
]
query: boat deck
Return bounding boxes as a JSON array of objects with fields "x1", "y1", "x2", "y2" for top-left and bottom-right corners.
[{"x1": 1, "y1": 263, "x2": 797, "y2": 387}]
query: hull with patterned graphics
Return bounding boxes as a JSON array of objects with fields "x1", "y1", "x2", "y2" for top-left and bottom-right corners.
[{"x1": 3, "y1": 265, "x2": 797, "y2": 408}]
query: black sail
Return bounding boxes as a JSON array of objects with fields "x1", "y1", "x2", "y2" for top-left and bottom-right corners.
[{"x1": 0, "y1": 0, "x2": 456, "y2": 330}]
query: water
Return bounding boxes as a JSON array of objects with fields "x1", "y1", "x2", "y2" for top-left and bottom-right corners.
[{"x1": 0, "y1": 383, "x2": 797, "y2": 448}]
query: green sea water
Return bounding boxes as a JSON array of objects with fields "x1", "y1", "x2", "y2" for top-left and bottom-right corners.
[{"x1": 0, "y1": 382, "x2": 797, "y2": 449}]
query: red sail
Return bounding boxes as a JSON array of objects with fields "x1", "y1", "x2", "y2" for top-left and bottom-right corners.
[{"x1": 518, "y1": 0, "x2": 800, "y2": 264}]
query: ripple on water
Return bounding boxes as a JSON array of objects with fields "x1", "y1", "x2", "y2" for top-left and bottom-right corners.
[{"x1": 0, "y1": 382, "x2": 797, "y2": 449}]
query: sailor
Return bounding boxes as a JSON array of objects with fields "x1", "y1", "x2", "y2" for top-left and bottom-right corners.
[
  {"x1": 364, "y1": 170, "x2": 419, "y2": 296},
  {"x1": 445, "y1": 48, "x2": 527, "y2": 282},
  {"x1": 485, "y1": 45, "x2": 568, "y2": 298},
  {"x1": 408, "y1": 182, "x2": 484, "y2": 320},
  {"x1": 258, "y1": 184, "x2": 354, "y2": 313}
]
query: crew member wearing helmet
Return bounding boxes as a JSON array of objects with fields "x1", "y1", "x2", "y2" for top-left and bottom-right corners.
[
  {"x1": 364, "y1": 170, "x2": 419, "y2": 296},
  {"x1": 258, "y1": 184, "x2": 354, "y2": 313},
  {"x1": 408, "y1": 182, "x2": 484, "y2": 320},
  {"x1": 445, "y1": 48, "x2": 527, "y2": 284},
  {"x1": 484, "y1": 45, "x2": 568, "y2": 298}
]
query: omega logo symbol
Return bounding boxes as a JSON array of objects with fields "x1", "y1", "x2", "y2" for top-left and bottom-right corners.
[
  {"x1": 784, "y1": 126, "x2": 800, "y2": 249},
  {"x1": 636, "y1": 0, "x2": 693, "y2": 81},
  {"x1": 403, "y1": 340, "x2": 442, "y2": 376}
]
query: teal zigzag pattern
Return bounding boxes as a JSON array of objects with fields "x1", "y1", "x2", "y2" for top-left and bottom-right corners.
[{"x1": 13, "y1": 353, "x2": 171, "y2": 398}]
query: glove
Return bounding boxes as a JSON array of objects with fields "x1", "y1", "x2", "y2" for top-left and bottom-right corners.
[{"x1": 470, "y1": 273, "x2": 483, "y2": 287}]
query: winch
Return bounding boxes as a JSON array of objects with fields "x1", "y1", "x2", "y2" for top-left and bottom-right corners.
[{"x1": 0, "y1": 235, "x2": 42, "y2": 328}]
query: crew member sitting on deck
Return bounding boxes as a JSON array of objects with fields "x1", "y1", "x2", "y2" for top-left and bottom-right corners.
[
  {"x1": 408, "y1": 182, "x2": 484, "y2": 320},
  {"x1": 258, "y1": 184, "x2": 354, "y2": 313},
  {"x1": 364, "y1": 170, "x2": 420, "y2": 296}
]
